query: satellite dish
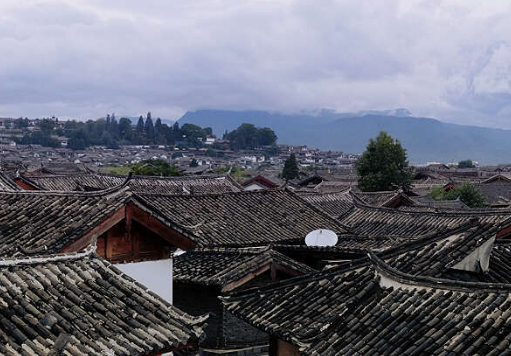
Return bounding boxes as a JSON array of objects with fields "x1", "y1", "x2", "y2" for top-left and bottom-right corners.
[
  {"x1": 305, "y1": 229, "x2": 338, "y2": 247},
  {"x1": 173, "y1": 248, "x2": 186, "y2": 257}
]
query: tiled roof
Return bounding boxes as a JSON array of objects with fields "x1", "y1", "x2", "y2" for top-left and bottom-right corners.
[
  {"x1": 297, "y1": 191, "x2": 354, "y2": 218},
  {"x1": 339, "y1": 201, "x2": 511, "y2": 237},
  {"x1": 0, "y1": 188, "x2": 132, "y2": 257},
  {"x1": 25, "y1": 162, "x2": 92, "y2": 176},
  {"x1": 308, "y1": 255, "x2": 511, "y2": 356},
  {"x1": 222, "y1": 232, "x2": 511, "y2": 355},
  {"x1": 0, "y1": 247, "x2": 206, "y2": 355},
  {"x1": 477, "y1": 182, "x2": 511, "y2": 206},
  {"x1": 351, "y1": 190, "x2": 407, "y2": 207},
  {"x1": 485, "y1": 241, "x2": 511, "y2": 284},
  {"x1": 382, "y1": 222, "x2": 498, "y2": 278},
  {"x1": 312, "y1": 181, "x2": 355, "y2": 193},
  {"x1": 134, "y1": 189, "x2": 349, "y2": 247},
  {"x1": 20, "y1": 173, "x2": 243, "y2": 194},
  {"x1": 19, "y1": 173, "x2": 123, "y2": 191},
  {"x1": 173, "y1": 247, "x2": 315, "y2": 287},
  {"x1": 0, "y1": 170, "x2": 19, "y2": 191},
  {"x1": 409, "y1": 195, "x2": 470, "y2": 210}
]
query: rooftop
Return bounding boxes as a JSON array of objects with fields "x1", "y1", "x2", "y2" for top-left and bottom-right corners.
[{"x1": 0, "y1": 246, "x2": 206, "y2": 355}]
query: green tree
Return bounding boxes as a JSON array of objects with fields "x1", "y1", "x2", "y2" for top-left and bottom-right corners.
[
  {"x1": 68, "y1": 129, "x2": 88, "y2": 150},
  {"x1": 458, "y1": 159, "x2": 475, "y2": 168},
  {"x1": 130, "y1": 159, "x2": 182, "y2": 176},
  {"x1": 204, "y1": 127, "x2": 213, "y2": 136},
  {"x1": 108, "y1": 116, "x2": 119, "y2": 140},
  {"x1": 225, "y1": 123, "x2": 258, "y2": 149},
  {"x1": 118, "y1": 117, "x2": 133, "y2": 141},
  {"x1": 430, "y1": 182, "x2": 486, "y2": 208},
  {"x1": 356, "y1": 131, "x2": 413, "y2": 192},
  {"x1": 39, "y1": 118, "x2": 56, "y2": 135},
  {"x1": 14, "y1": 118, "x2": 29, "y2": 129},
  {"x1": 224, "y1": 124, "x2": 277, "y2": 150},
  {"x1": 145, "y1": 115, "x2": 155, "y2": 144},
  {"x1": 135, "y1": 116, "x2": 145, "y2": 144},
  {"x1": 154, "y1": 118, "x2": 166, "y2": 144},
  {"x1": 181, "y1": 124, "x2": 207, "y2": 146},
  {"x1": 257, "y1": 127, "x2": 278, "y2": 146},
  {"x1": 282, "y1": 153, "x2": 299, "y2": 182}
]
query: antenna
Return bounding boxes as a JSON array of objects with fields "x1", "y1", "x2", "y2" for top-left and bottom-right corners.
[{"x1": 305, "y1": 229, "x2": 338, "y2": 247}]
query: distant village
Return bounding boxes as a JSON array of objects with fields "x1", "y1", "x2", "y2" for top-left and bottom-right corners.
[{"x1": 1, "y1": 115, "x2": 511, "y2": 355}]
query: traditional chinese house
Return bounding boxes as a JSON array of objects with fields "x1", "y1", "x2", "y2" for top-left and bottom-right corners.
[
  {"x1": 173, "y1": 247, "x2": 314, "y2": 355},
  {"x1": 0, "y1": 244, "x2": 206, "y2": 355}
]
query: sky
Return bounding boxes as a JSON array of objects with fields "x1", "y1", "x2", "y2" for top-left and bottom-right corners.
[{"x1": 1, "y1": 0, "x2": 511, "y2": 128}]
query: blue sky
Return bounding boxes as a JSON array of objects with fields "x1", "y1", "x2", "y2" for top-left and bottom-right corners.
[{"x1": 1, "y1": 0, "x2": 511, "y2": 128}]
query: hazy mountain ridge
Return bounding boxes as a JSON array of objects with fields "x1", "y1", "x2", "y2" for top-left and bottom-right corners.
[{"x1": 178, "y1": 110, "x2": 511, "y2": 164}]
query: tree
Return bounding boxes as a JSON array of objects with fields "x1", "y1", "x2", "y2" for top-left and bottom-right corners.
[
  {"x1": 118, "y1": 117, "x2": 133, "y2": 141},
  {"x1": 430, "y1": 182, "x2": 486, "y2": 208},
  {"x1": 225, "y1": 123, "x2": 258, "y2": 150},
  {"x1": 282, "y1": 153, "x2": 299, "y2": 182},
  {"x1": 39, "y1": 118, "x2": 55, "y2": 135},
  {"x1": 180, "y1": 124, "x2": 207, "y2": 146},
  {"x1": 458, "y1": 159, "x2": 475, "y2": 168},
  {"x1": 135, "y1": 116, "x2": 145, "y2": 144},
  {"x1": 257, "y1": 127, "x2": 278, "y2": 146},
  {"x1": 130, "y1": 159, "x2": 182, "y2": 176},
  {"x1": 356, "y1": 131, "x2": 413, "y2": 192},
  {"x1": 68, "y1": 129, "x2": 88, "y2": 150},
  {"x1": 224, "y1": 124, "x2": 277, "y2": 150},
  {"x1": 189, "y1": 158, "x2": 199, "y2": 167},
  {"x1": 145, "y1": 116, "x2": 155, "y2": 144}
]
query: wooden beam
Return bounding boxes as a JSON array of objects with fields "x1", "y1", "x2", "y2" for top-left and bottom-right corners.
[
  {"x1": 62, "y1": 206, "x2": 126, "y2": 253},
  {"x1": 273, "y1": 263, "x2": 306, "y2": 277},
  {"x1": 14, "y1": 178, "x2": 37, "y2": 191},
  {"x1": 497, "y1": 224, "x2": 511, "y2": 239},
  {"x1": 126, "y1": 203, "x2": 133, "y2": 243},
  {"x1": 222, "y1": 264, "x2": 270, "y2": 292},
  {"x1": 127, "y1": 202, "x2": 196, "y2": 250}
]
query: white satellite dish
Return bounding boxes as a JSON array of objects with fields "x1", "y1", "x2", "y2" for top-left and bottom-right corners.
[
  {"x1": 173, "y1": 248, "x2": 186, "y2": 257},
  {"x1": 305, "y1": 229, "x2": 338, "y2": 247}
]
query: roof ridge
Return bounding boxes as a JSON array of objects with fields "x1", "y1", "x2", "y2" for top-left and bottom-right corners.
[
  {"x1": 135, "y1": 186, "x2": 288, "y2": 198},
  {"x1": 369, "y1": 252, "x2": 511, "y2": 293},
  {"x1": 182, "y1": 246, "x2": 269, "y2": 254},
  {"x1": 0, "y1": 238, "x2": 97, "y2": 267},
  {"x1": 287, "y1": 188, "x2": 352, "y2": 233},
  {"x1": 351, "y1": 197, "x2": 511, "y2": 216},
  {"x1": 3, "y1": 177, "x2": 132, "y2": 197}
]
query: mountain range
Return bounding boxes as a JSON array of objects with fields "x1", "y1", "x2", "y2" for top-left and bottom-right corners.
[{"x1": 178, "y1": 109, "x2": 511, "y2": 165}]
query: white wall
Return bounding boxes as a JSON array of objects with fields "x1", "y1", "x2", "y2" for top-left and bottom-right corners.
[{"x1": 117, "y1": 259, "x2": 173, "y2": 303}]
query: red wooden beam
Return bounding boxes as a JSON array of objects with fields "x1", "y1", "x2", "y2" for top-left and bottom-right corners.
[
  {"x1": 273, "y1": 263, "x2": 306, "y2": 277},
  {"x1": 127, "y1": 202, "x2": 196, "y2": 250},
  {"x1": 497, "y1": 224, "x2": 511, "y2": 239},
  {"x1": 14, "y1": 178, "x2": 37, "y2": 190},
  {"x1": 62, "y1": 206, "x2": 126, "y2": 253},
  {"x1": 222, "y1": 264, "x2": 271, "y2": 292}
]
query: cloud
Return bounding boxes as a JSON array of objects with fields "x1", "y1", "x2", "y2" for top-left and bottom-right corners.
[{"x1": 1, "y1": 0, "x2": 511, "y2": 128}]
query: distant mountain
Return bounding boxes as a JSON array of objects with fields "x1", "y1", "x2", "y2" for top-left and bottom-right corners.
[{"x1": 178, "y1": 109, "x2": 511, "y2": 165}]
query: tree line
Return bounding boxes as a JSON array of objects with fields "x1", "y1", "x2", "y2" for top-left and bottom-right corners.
[
  {"x1": 18, "y1": 113, "x2": 214, "y2": 150},
  {"x1": 17, "y1": 115, "x2": 278, "y2": 151}
]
